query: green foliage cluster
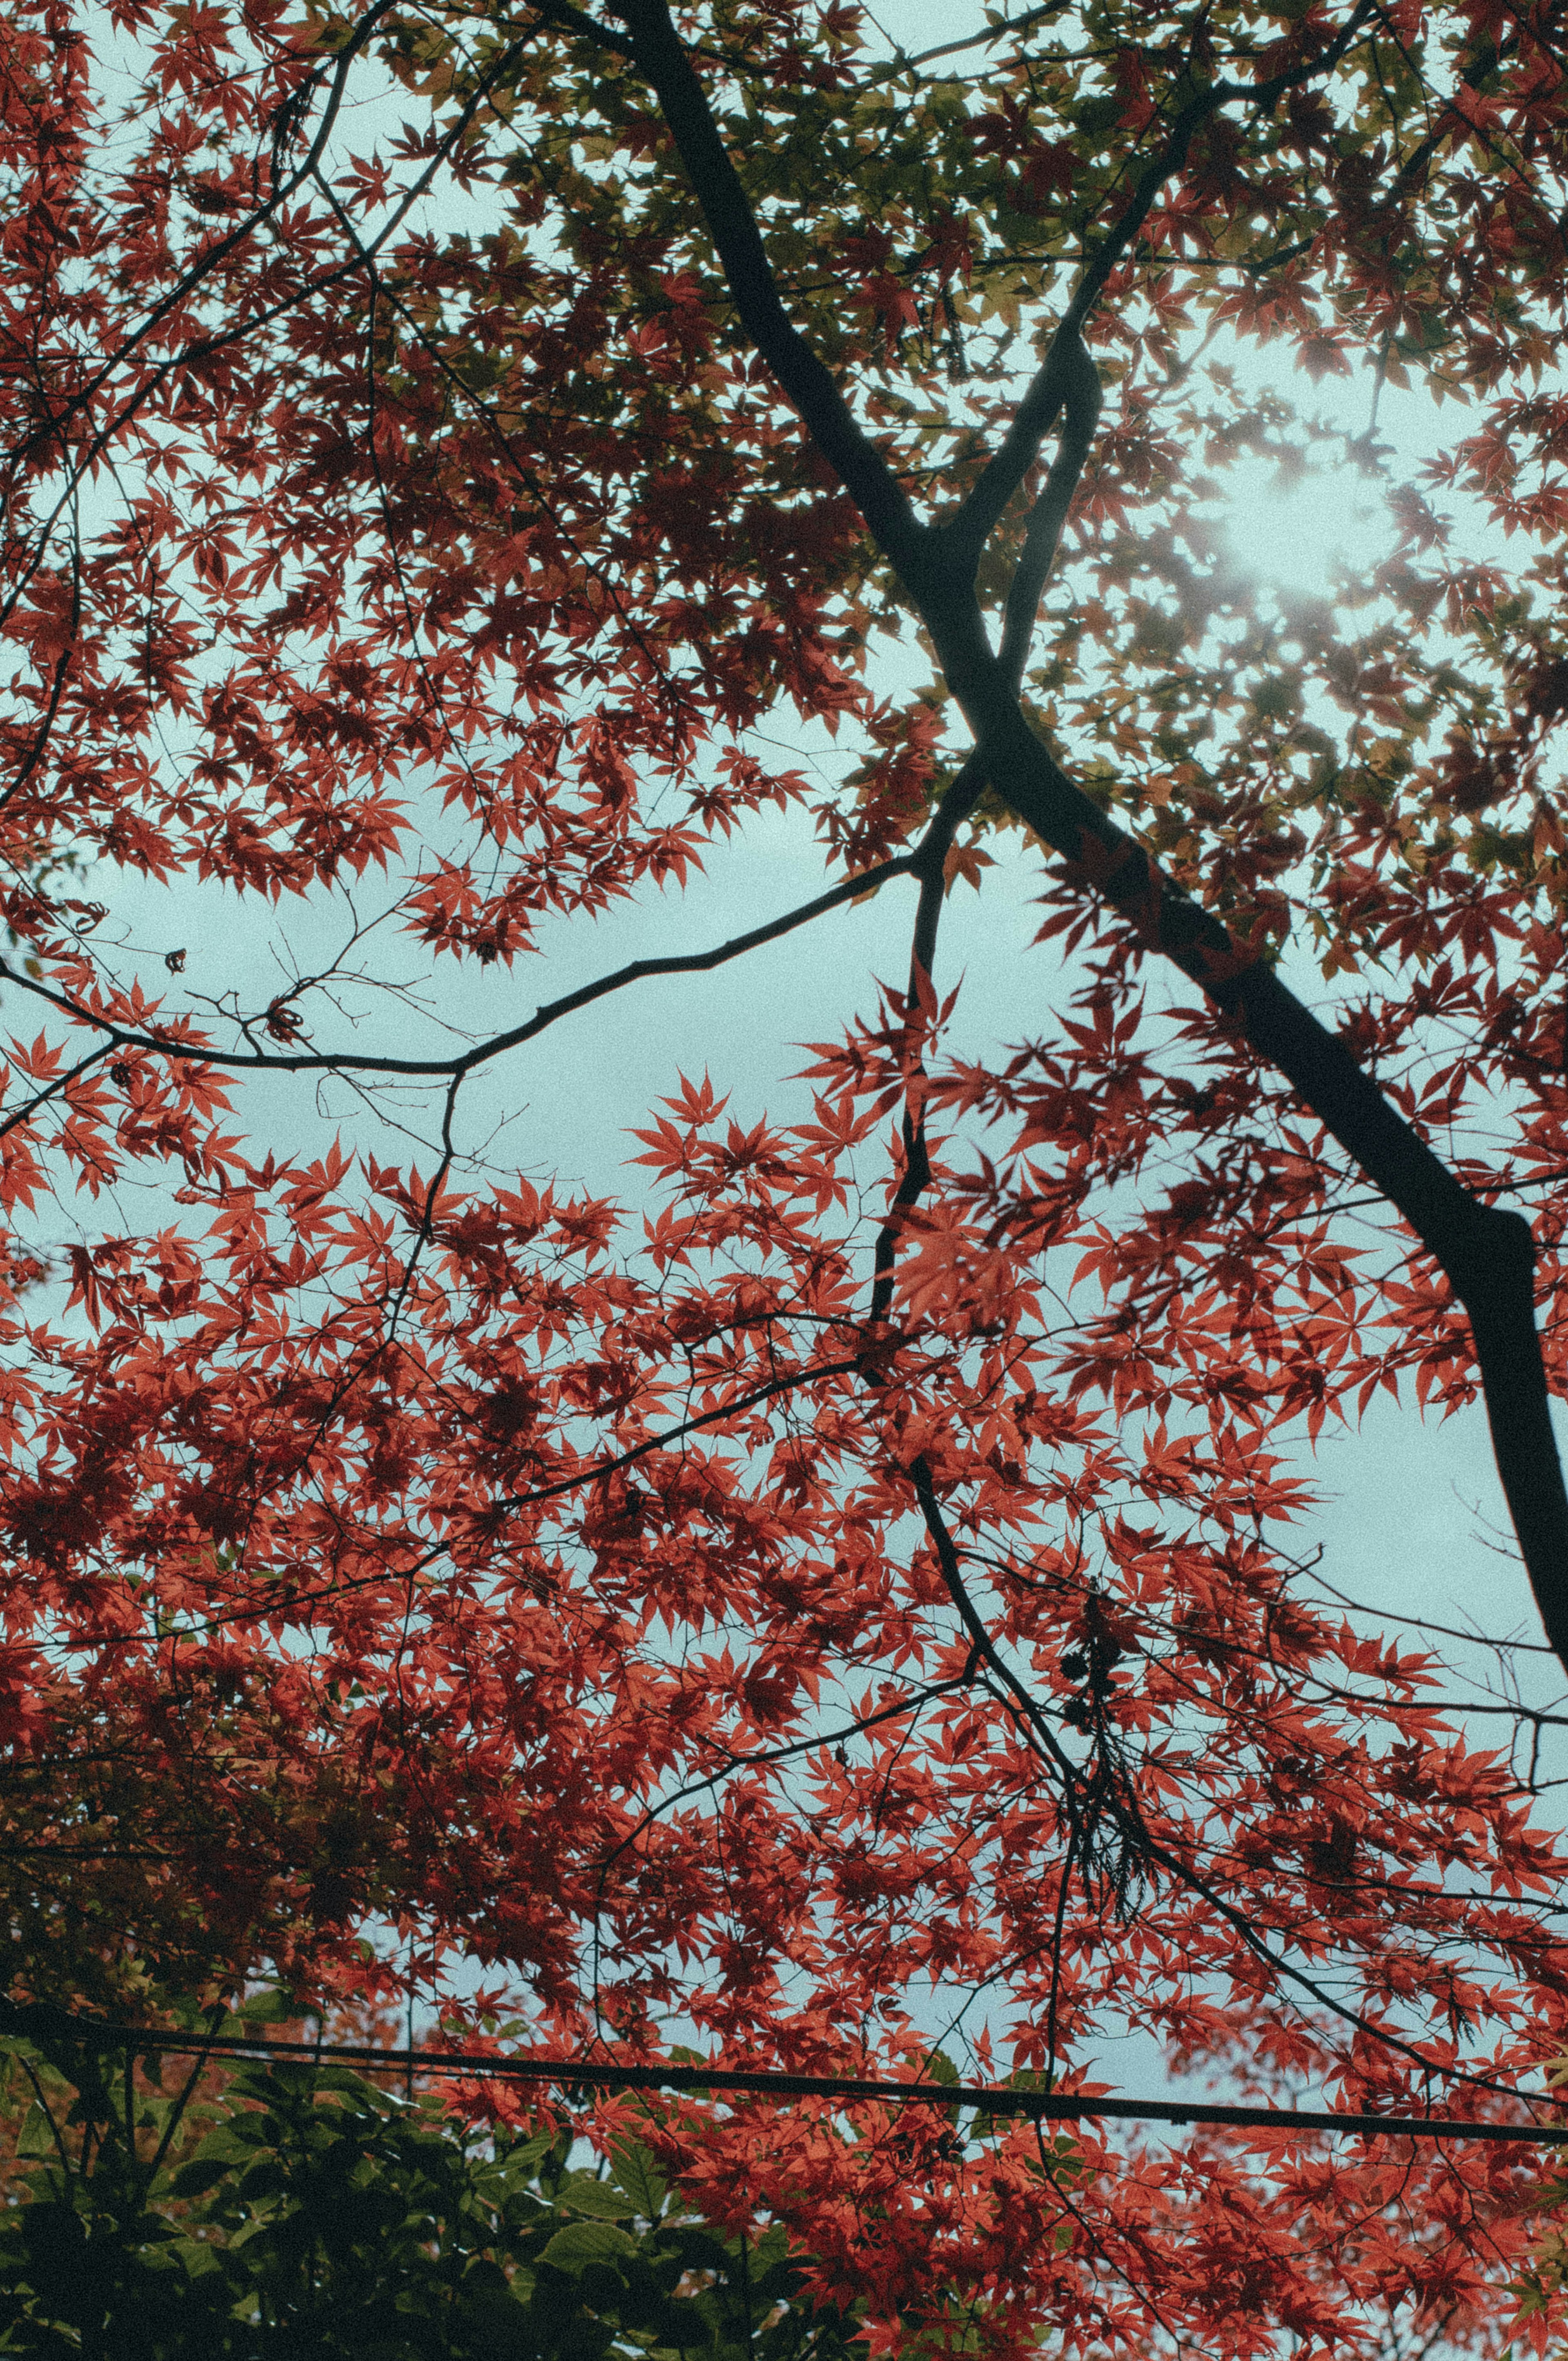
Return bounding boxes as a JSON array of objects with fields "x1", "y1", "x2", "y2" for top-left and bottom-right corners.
[{"x1": 0, "y1": 2018, "x2": 864, "y2": 2361}]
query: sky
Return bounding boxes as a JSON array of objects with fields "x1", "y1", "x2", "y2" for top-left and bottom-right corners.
[
  {"x1": 29, "y1": 0, "x2": 1568, "y2": 2090},
  {"x1": 66, "y1": 0, "x2": 1568, "y2": 1742}
]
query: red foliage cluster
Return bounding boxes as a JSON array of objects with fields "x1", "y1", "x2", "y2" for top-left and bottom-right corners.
[{"x1": 3, "y1": 0, "x2": 1568, "y2": 2352}]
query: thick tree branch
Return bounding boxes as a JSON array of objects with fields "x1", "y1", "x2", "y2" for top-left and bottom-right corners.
[
  {"x1": 948, "y1": 116, "x2": 1209, "y2": 559},
  {"x1": 956, "y1": 695, "x2": 1568, "y2": 1667},
  {"x1": 998, "y1": 327, "x2": 1101, "y2": 692},
  {"x1": 614, "y1": 0, "x2": 923, "y2": 571},
  {"x1": 618, "y1": 1, "x2": 1568, "y2": 1669},
  {"x1": 947, "y1": 4, "x2": 1376, "y2": 559}
]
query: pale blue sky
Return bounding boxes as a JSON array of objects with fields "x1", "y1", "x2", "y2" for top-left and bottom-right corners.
[{"x1": 24, "y1": 0, "x2": 1565, "y2": 2093}]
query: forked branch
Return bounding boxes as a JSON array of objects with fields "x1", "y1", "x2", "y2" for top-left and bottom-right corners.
[
  {"x1": 621, "y1": 0, "x2": 1568, "y2": 1672},
  {"x1": 998, "y1": 328, "x2": 1101, "y2": 693}
]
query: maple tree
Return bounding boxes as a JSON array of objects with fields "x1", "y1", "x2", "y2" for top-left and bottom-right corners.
[{"x1": 7, "y1": 0, "x2": 1568, "y2": 2350}]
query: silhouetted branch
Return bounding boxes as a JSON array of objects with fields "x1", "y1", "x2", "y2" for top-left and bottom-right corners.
[
  {"x1": 0, "y1": 854, "x2": 916, "y2": 1116},
  {"x1": 623, "y1": 0, "x2": 1568, "y2": 1673}
]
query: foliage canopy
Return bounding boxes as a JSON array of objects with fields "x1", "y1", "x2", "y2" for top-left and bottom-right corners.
[
  {"x1": 0, "y1": 2002, "x2": 864, "y2": 2359},
  {"x1": 5, "y1": 0, "x2": 1568, "y2": 2350}
]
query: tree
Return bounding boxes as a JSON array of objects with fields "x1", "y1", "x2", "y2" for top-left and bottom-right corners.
[
  {"x1": 0, "y1": 1998, "x2": 869, "y2": 2358},
  {"x1": 3, "y1": 0, "x2": 1568, "y2": 2349}
]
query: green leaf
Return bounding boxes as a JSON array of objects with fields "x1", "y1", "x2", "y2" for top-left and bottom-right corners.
[
  {"x1": 229, "y1": 1988, "x2": 296, "y2": 2027},
  {"x1": 168, "y1": 2157, "x2": 233, "y2": 2200},
  {"x1": 540, "y1": 2218, "x2": 639, "y2": 2274},
  {"x1": 235, "y1": 2157, "x2": 289, "y2": 2202},
  {"x1": 559, "y1": 2169, "x2": 637, "y2": 2218},
  {"x1": 165, "y1": 2233, "x2": 225, "y2": 2279},
  {"x1": 15, "y1": 2102, "x2": 56, "y2": 2159},
  {"x1": 609, "y1": 2140, "x2": 667, "y2": 2221}
]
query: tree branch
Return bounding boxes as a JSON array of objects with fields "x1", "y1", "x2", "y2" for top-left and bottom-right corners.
[
  {"x1": 862, "y1": 750, "x2": 996, "y2": 1350},
  {"x1": 613, "y1": 0, "x2": 923, "y2": 572},
  {"x1": 947, "y1": 4, "x2": 1377, "y2": 559},
  {"x1": 998, "y1": 325, "x2": 1100, "y2": 692},
  {"x1": 947, "y1": 109, "x2": 1208, "y2": 560},
  {"x1": 606, "y1": 0, "x2": 1568, "y2": 1669},
  {"x1": 908, "y1": 1456, "x2": 1080, "y2": 1789},
  {"x1": 498, "y1": 1354, "x2": 869, "y2": 1514},
  {"x1": 0, "y1": 855, "x2": 915, "y2": 1103},
  {"x1": 965, "y1": 697, "x2": 1568, "y2": 1667},
  {"x1": 529, "y1": 0, "x2": 633, "y2": 54}
]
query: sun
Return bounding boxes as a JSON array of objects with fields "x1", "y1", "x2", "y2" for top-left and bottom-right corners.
[{"x1": 1216, "y1": 453, "x2": 1390, "y2": 601}]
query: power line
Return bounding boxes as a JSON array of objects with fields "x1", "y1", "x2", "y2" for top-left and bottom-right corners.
[{"x1": 5, "y1": 2009, "x2": 1564, "y2": 2147}]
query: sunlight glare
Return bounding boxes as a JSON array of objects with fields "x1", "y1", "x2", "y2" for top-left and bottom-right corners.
[{"x1": 1216, "y1": 457, "x2": 1389, "y2": 602}]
